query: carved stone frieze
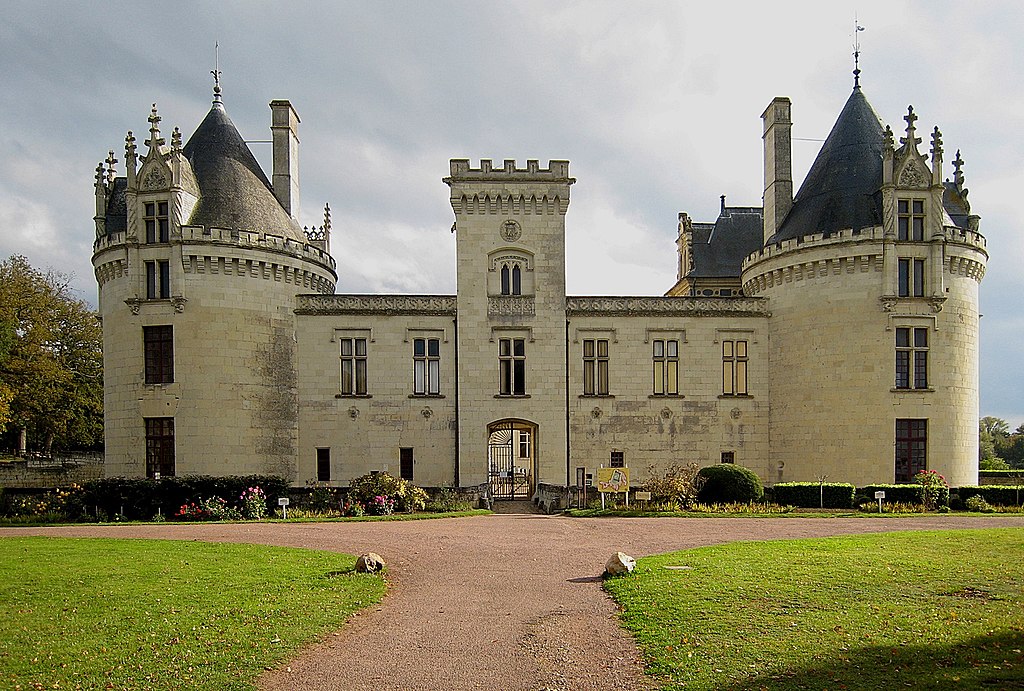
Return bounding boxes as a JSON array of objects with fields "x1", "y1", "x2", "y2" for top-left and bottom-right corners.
[
  {"x1": 897, "y1": 163, "x2": 928, "y2": 189},
  {"x1": 296, "y1": 294, "x2": 456, "y2": 316},
  {"x1": 142, "y1": 167, "x2": 168, "y2": 190},
  {"x1": 566, "y1": 296, "x2": 769, "y2": 318},
  {"x1": 488, "y1": 296, "x2": 536, "y2": 316}
]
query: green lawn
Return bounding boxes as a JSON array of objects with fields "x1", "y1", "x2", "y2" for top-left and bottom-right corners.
[
  {"x1": 605, "y1": 529, "x2": 1024, "y2": 690},
  {"x1": 0, "y1": 537, "x2": 385, "y2": 690}
]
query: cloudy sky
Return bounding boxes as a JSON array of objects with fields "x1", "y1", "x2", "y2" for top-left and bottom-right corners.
[{"x1": 1, "y1": 1, "x2": 1020, "y2": 426}]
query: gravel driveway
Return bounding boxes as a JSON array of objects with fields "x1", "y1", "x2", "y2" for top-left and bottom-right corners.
[{"x1": 6, "y1": 514, "x2": 1023, "y2": 690}]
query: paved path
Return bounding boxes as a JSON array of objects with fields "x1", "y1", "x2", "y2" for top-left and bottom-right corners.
[{"x1": 6, "y1": 515, "x2": 1023, "y2": 690}]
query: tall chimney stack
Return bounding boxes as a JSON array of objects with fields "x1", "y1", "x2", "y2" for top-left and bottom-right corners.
[
  {"x1": 270, "y1": 100, "x2": 300, "y2": 219},
  {"x1": 762, "y1": 97, "x2": 793, "y2": 243}
]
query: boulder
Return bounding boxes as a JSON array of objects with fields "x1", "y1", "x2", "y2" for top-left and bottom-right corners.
[
  {"x1": 355, "y1": 552, "x2": 386, "y2": 573},
  {"x1": 605, "y1": 552, "x2": 636, "y2": 576}
]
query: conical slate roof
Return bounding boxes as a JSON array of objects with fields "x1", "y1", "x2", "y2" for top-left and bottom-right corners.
[
  {"x1": 770, "y1": 87, "x2": 886, "y2": 243},
  {"x1": 182, "y1": 103, "x2": 305, "y2": 241}
]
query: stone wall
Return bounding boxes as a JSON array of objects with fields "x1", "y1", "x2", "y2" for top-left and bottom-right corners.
[{"x1": 0, "y1": 456, "x2": 104, "y2": 489}]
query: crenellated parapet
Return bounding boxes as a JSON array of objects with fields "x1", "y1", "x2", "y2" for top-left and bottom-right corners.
[
  {"x1": 447, "y1": 159, "x2": 572, "y2": 181},
  {"x1": 445, "y1": 159, "x2": 574, "y2": 216},
  {"x1": 567, "y1": 296, "x2": 769, "y2": 318}
]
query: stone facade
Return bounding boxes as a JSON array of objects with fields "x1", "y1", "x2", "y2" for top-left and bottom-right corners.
[{"x1": 93, "y1": 79, "x2": 987, "y2": 493}]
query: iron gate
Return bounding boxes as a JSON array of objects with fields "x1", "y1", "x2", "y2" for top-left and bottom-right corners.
[{"x1": 487, "y1": 423, "x2": 532, "y2": 500}]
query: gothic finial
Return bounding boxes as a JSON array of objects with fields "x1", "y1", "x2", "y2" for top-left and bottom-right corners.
[
  {"x1": 95, "y1": 161, "x2": 106, "y2": 186},
  {"x1": 104, "y1": 150, "x2": 118, "y2": 184},
  {"x1": 900, "y1": 105, "x2": 921, "y2": 150},
  {"x1": 930, "y1": 126, "x2": 943, "y2": 160},
  {"x1": 211, "y1": 41, "x2": 223, "y2": 107},
  {"x1": 323, "y1": 202, "x2": 331, "y2": 231},
  {"x1": 147, "y1": 104, "x2": 165, "y2": 151},
  {"x1": 171, "y1": 126, "x2": 182, "y2": 151},
  {"x1": 952, "y1": 149, "x2": 965, "y2": 187},
  {"x1": 125, "y1": 130, "x2": 137, "y2": 160},
  {"x1": 883, "y1": 125, "x2": 894, "y2": 150},
  {"x1": 852, "y1": 17, "x2": 865, "y2": 88}
]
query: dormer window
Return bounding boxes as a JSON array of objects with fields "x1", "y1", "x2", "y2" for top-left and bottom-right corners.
[
  {"x1": 145, "y1": 201, "x2": 169, "y2": 243},
  {"x1": 897, "y1": 199, "x2": 925, "y2": 241}
]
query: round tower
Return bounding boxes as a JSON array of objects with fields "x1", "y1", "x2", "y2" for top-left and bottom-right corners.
[
  {"x1": 743, "y1": 85, "x2": 986, "y2": 487},
  {"x1": 92, "y1": 85, "x2": 336, "y2": 480}
]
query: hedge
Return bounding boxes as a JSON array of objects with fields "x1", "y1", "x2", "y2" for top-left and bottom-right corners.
[
  {"x1": 979, "y1": 470, "x2": 1024, "y2": 480},
  {"x1": 771, "y1": 482, "x2": 856, "y2": 509},
  {"x1": 856, "y1": 483, "x2": 949, "y2": 508},
  {"x1": 954, "y1": 485, "x2": 1024, "y2": 508},
  {"x1": 81, "y1": 475, "x2": 290, "y2": 520},
  {"x1": 697, "y1": 464, "x2": 763, "y2": 504}
]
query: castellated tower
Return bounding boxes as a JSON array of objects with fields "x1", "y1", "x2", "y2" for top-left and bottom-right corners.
[
  {"x1": 742, "y1": 84, "x2": 986, "y2": 486},
  {"x1": 92, "y1": 86, "x2": 336, "y2": 479},
  {"x1": 446, "y1": 160, "x2": 574, "y2": 491}
]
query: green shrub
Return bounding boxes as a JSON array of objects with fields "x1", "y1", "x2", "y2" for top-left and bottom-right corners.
[
  {"x1": 771, "y1": 482, "x2": 856, "y2": 509},
  {"x1": 956, "y1": 485, "x2": 1024, "y2": 508},
  {"x1": 697, "y1": 464, "x2": 763, "y2": 504},
  {"x1": 348, "y1": 472, "x2": 427, "y2": 513},
  {"x1": 81, "y1": 475, "x2": 289, "y2": 521},
  {"x1": 424, "y1": 488, "x2": 473, "y2": 513},
  {"x1": 643, "y1": 463, "x2": 704, "y2": 509},
  {"x1": 857, "y1": 483, "x2": 949, "y2": 509},
  {"x1": 965, "y1": 495, "x2": 993, "y2": 513}
]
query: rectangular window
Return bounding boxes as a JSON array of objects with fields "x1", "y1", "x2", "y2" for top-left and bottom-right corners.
[
  {"x1": 400, "y1": 447, "x2": 414, "y2": 481},
  {"x1": 895, "y1": 418, "x2": 927, "y2": 482},
  {"x1": 722, "y1": 340, "x2": 748, "y2": 395},
  {"x1": 897, "y1": 258, "x2": 925, "y2": 297},
  {"x1": 582, "y1": 339, "x2": 610, "y2": 395},
  {"x1": 316, "y1": 448, "x2": 331, "y2": 482},
  {"x1": 143, "y1": 325, "x2": 174, "y2": 384},
  {"x1": 721, "y1": 451, "x2": 735, "y2": 464},
  {"x1": 897, "y1": 199, "x2": 925, "y2": 241},
  {"x1": 144, "y1": 201, "x2": 169, "y2": 243},
  {"x1": 499, "y1": 338, "x2": 526, "y2": 395},
  {"x1": 652, "y1": 339, "x2": 678, "y2": 395},
  {"x1": 518, "y1": 432, "x2": 531, "y2": 459},
  {"x1": 610, "y1": 451, "x2": 624, "y2": 468},
  {"x1": 413, "y1": 338, "x2": 440, "y2": 395},
  {"x1": 145, "y1": 417, "x2": 175, "y2": 478},
  {"x1": 895, "y1": 327, "x2": 928, "y2": 389},
  {"x1": 145, "y1": 260, "x2": 170, "y2": 299},
  {"x1": 339, "y1": 338, "x2": 367, "y2": 395}
]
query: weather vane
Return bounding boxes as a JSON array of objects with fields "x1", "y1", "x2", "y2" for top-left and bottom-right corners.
[
  {"x1": 853, "y1": 16, "x2": 865, "y2": 87},
  {"x1": 211, "y1": 41, "x2": 222, "y2": 104}
]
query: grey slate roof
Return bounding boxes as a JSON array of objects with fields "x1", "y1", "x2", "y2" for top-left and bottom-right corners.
[
  {"x1": 770, "y1": 87, "x2": 886, "y2": 243},
  {"x1": 104, "y1": 177, "x2": 128, "y2": 235},
  {"x1": 942, "y1": 182, "x2": 970, "y2": 230},
  {"x1": 689, "y1": 207, "x2": 763, "y2": 279},
  {"x1": 182, "y1": 104, "x2": 305, "y2": 241}
]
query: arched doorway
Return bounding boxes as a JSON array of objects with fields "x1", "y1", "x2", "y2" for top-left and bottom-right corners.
[{"x1": 487, "y1": 419, "x2": 536, "y2": 500}]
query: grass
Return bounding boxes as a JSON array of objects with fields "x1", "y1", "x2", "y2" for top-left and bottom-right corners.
[
  {"x1": 0, "y1": 537, "x2": 386, "y2": 690},
  {"x1": 0, "y1": 508, "x2": 492, "y2": 527},
  {"x1": 604, "y1": 528, "x2": 1024, "y2": 690}
]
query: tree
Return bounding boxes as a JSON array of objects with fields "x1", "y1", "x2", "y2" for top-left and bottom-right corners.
[
  {"x1": 980, "y1": 416, "x2": 1010, "y2": 438},
  {"x1": 0, "y1": 255, "x2": 103, "y2": 454}
]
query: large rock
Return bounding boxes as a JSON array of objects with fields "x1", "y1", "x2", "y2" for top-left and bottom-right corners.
[
  {"x1": 355, "y1": 552, "x2": 386, "y2": 573},
  {"x1": 605, "y1": 552, "x2": 636, "y2": 576}
]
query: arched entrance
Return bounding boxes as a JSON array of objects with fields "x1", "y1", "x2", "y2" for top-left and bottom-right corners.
[{"x1": 487, "y1": 419, "x2": 536, "y2": 500}]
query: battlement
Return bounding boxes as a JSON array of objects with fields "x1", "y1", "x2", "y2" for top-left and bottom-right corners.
[
  {"x1": 742, "y1": 226, "x2": 886, "y2": 270},
  {"x1": 446, "y1": 159, "x2": 573, "y2": 182}
]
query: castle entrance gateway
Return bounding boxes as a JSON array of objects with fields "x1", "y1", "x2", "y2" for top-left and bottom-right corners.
[{"x1": 487, "y1": 420, "x2": 536, "y2": 500}]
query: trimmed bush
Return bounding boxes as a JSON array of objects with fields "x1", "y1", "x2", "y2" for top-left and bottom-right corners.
[
  {"x1": 697, "y1": 464, "x2": 763, "y2": 504},
  {"x1": 955, "y1": 485, "x2": 1024, "y2": 508},
  {"x1": 771, "y1": 482, "x2": 856, "y2": 509},
  {"x1": 979, "y1": 470, "x2": 1024, "y2": 480},
  {"x1": 857, "y1": 483, "x2": 949, "y2": 509}
]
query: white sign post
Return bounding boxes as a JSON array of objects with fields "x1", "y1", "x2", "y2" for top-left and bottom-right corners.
[
  {"x1": 278, "y1": 496, "x2": 290, "y2": 520},
  {"x1": 874, "y1": 490, "x2": 885, "y2": 514}
]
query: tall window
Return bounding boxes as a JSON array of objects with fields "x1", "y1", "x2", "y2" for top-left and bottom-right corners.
[
  {"x1": 400, "y1": 448, "x2": 414, "y2": 481},
  {"x1": 898, "y1": 258, "x2": 925, "y2": 297},
  {"x1": 499, "y1": 338, "x2": 526, "y2": 395},
  {"x1": 413, "y1": 338, "x2": 440, "y2": 395},
  {"x1": 316, "y1": 448, "x2": 331, "y2": 482},
  {"x1": 583, "y1": 339, "x2": 609, "y2": 395},
  {"x1": 895, "y1": 419, "x2": 927, "y2": 481},
  {"x1": 610, "y1": 451, "x2": 625, "y2": 468},
  {"x1": 652, "y1": 340, "x2": 678, "y2": 395},
  {"x1": 340, "y1": 338, "x2": 367, "y2": 395},
  {"x1": 897, "y1": 199, "x2": 925, "y2": 241},
  {"x1": 722, "y1": 340, "x2": 748, "y2": 396},
  {"x1": 500, "y1": 263, "x2": 522, "y2": 296},
  {"x1": 145, "y1": 417, "x2": 175, "y2": 478},
  {"x1": 518, "y1": 432, "x2": 531, "y2": 459},
  {"x1": 144, "y1": 201, "x2": 169, "y2": 243},
  {"x1": 145, "y1": 260, "x2": 170, "y2": 299},
  {"x1": 895, "y1": 327, "x2": 928, "y2": 389},
  {"x1": 143, "y1": 325, "x2": 173, "y2": 384}
]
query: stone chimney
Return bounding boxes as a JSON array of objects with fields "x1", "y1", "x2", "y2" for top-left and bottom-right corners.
[
  {"x1": 270, "y1": 100, "x2": 300, "y2": 218},
  {"x1": 762, "y1": 97, "x2": 793, "y2": 243}
]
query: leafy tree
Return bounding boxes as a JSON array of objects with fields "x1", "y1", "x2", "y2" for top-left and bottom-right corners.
[
  {"x1": 980, "y1": 416, "x2": 1010, "y2": 438},
  {"x1": 0, "y1": 255, "x2": 103, "y2": 454}
]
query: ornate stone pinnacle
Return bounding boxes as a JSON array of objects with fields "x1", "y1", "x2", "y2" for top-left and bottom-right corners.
[
  {"x1": 125, "y1": 130, "x2": 137, "y2": 160},
  {"x1": 105, "y1": 150, "x2": 118, "y2": 184},
  {"x1": 147, "y1": 104, "x2": 165, "y2": 150},
  {"x1": 900, "y1": 105, "x2": 921, "y2": 149},
  {"x1": 930, "y1": 126, "x2": 943, "y2": 159},
  {"x1": 883, "y1": 125, "x2": 894, "y2": 150},
  {"x1": 171, "y1": 126, "x2": 182, "y2": 151},
  {"x1": 953, "y1": 149, "x2": 965, "y2": 186},
  {"x1": 323, "y1": 202, "x2": 332, "y2": 231},
  {"x1": 95, "y1": 162, "x2": 106, "y2": 186}
]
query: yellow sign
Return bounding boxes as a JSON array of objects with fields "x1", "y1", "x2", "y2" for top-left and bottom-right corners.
[{"x1": 596, "y1": 467, "x2": 629, "y2": 493}]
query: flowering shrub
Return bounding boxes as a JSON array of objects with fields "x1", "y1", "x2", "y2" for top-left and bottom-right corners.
[
  {"x1": 239, "y1": 486, "x2": 267, "y2": 520},
  {"x1": 369, "y1": 495, "x2": 396, "y2": 516},
  {"x1": 175, "y1": 501, "x2": 211, "y2": 521},
  {"x1": 965, "y1": 495, "x2": 993, "y2": 513},
  {"x1": 342, "y1": 500, "x2": 366, "y2": 517},
  {"x1": 348, "y1": 471, "x2": 427, "y2": 512},
  {"x1": 914, "y1": 469, "x2": 949, "y2": 511}
]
